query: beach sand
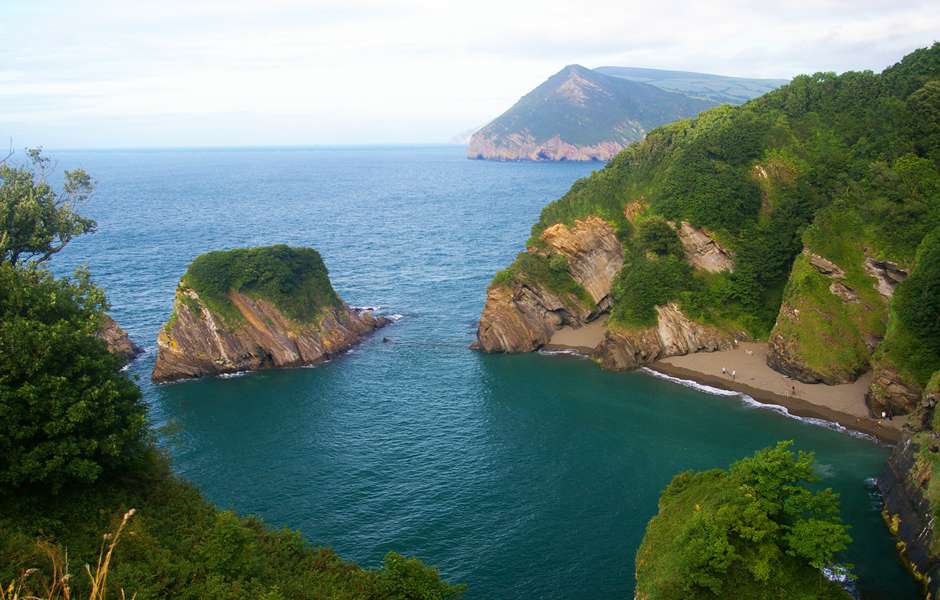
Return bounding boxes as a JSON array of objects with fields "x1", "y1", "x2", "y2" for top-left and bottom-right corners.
[
  {"x1": 545, "y1": 315, "x2": 608, "y2": 352},
  {"x1": 654, "y1": 342, "x2": 904, "y2": 443},
  {"x1": 541, "y1": 324, "x2": 903, "y2": 443}
]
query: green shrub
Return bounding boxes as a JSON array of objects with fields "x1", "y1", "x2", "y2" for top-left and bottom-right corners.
[
  {"x1": 636, "y1": 442, "x2": 852, "y2": 599},
  {"x1": 0, "y1": 264, "x2": 146, "y2": 492},
  {"x1": 181, "y1": 245, "x2": 341, "y2": 327}
]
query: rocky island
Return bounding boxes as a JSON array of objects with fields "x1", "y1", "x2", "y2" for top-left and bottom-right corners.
[
  {"x1": 153, "y1": 245, "x2": 388, "y2": 382},
  {"x1": 476, "y1": 43, "x2": 940, "y2": 596}
]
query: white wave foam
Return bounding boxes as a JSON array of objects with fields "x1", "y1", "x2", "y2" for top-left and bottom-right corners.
[
  {"x1": 351, "y1": 305, "x2": 381, "y2": 312},
  {"x1": 386, "y1": 313, "x2": 404, "y2": 322},
  {"x1": 641, "y1": 368, "x2": 739, "y2": 396},
  {"x1": 538, "y1": 348, "x2": 588, "y2": 358},
  {"x1": 218, "y1": 371, "x2": 248, "y2": 379},
  {"x1": 641, "y1": 368, "x2": 876, "y2": 442}
]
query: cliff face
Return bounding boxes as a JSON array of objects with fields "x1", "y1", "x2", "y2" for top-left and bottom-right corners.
[
  {"x1": 97, "y1": 314, "x2": 143, "y2": 365},
  {"x1": 597, "y1": 304, "x2": 734, "y2": 370},
  {"x1": 153, "y1": 288, "x2": 386, "y2": 382},
  {"x1": 880, "y1": 430, "x2": 940, "y2": 598},
  {"x1": 540, "y1": 216, "x2": 624, "y2": 307},
  {"x1": 672, "y1": 222, "x2": 734, "y2": 273},
  {"x1": 867, "y1": 364, "x2": 924, "y2": 416},
  {"x1": 475, "y1": 217, "x2": 620, "y2": 352}
]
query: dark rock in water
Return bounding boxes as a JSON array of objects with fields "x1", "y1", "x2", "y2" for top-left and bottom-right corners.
[
  {"x1": 97, "y1": 314, "x2": 143, "y2": 365},
  {"x1": 383, "y1": 337, "x2": 391, "y2": 343},
  {"x1": 878, "y1": 436, "x2": 939, "y2": 598}
]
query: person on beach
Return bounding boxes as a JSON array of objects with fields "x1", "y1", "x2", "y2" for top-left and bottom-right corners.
[
  {"x1": 721, "y1": 367, "x2": 727, "y2": 376},
  {"x1": 731, "y1": 370, "x2": 736, "y2": 380}
]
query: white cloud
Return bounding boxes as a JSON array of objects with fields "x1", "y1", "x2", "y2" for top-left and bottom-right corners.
[{"x1": 0, "y1": 0, "x2": 936, "y2": 147}]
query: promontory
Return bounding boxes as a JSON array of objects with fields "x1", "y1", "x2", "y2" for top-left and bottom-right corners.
[
  {"x1": 153, "y1": 245, "x2": 387, "y2": 382},
  {"x1": 475, "y1": 42, "x2": 940, "y2": 595}
]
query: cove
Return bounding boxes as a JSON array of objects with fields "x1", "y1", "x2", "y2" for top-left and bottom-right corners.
[{"x1": 51, "y1": 145, "x2": 916, "y2": 599}]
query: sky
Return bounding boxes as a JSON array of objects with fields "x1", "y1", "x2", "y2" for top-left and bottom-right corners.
[{"x1": 1, "y1": 0, "x2": 937, "y2": 149}]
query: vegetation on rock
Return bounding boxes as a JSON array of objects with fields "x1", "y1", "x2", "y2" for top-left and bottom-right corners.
[
  {"x1": 179, "y1": 245, "x2": 342, "y2": 327},
  {"x1": 487, "y1": 43, "x2": 940, "y2": 384},
  {"x1": 635, "y1": 442, "x2": 852, "y2": 599}
]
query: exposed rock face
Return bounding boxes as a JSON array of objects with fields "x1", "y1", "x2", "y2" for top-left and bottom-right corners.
[
  {"x1": 866, "y1": 365, "x2": 923, "y2": 416},
  {"x1": 879, "y1": 436, "x2": 940, "y2": 599},
  {"x1": 864, "y1": 257, "x2": 908, "y2": 297},
  {"x1": 475, "y1": 284, "x2": 593, "y2": 353},
  {"x1": 597, "y1": 304, "x2": 735, "y2": 370},
  {"x1": 671, "y1": 222, "x2": 734, "y2": 273},
  {"x1": 828, "y1": 281, "x2": 859, "y2": 303},
  {"x1": 476, "y1": 217, "x2": 621, "y2": 353},
  {"x1": 468, "y1": 132, "x2": 626, "y2": 162},
  {"x1": 97, "y1": 314, "x2": 143, "y2": 364},
  {"x1": 804, "y1": 248, "x2": 846, "y2": 278},
  {"x1": 540, "y1": 217, "x2": 624, "y2": 306},
  {"x1": 153, "y1": 289, "x2": 387, "y2": 383}
]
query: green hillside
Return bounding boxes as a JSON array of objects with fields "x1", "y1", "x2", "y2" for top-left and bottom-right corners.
[
  {"x1": 472, "y1": 64, "x2": 716, "y2": 149},
  {"x1": 495, "y1": 42, "x2": 940, "y2": 393},
  {"x1": 595, "y1": 66, "x2": 788, "y2": 104}
]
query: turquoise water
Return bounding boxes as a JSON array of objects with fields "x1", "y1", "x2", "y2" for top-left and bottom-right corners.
[{"x1": 50, "y1": 145, "x2": 915, "y2": 599}]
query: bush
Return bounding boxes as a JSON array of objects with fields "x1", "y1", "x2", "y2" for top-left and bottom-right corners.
[
  {"x1": 635, "y1": 442, "x2": 852, "y2": 599},
  {"x1": 182, "y1": 245, "x2": 341, "y2": 326},
  {"x1": 0, "y1": 265, "x2": 146, "y2": 492}
]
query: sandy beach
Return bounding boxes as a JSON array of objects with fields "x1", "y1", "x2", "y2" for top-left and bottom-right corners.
[
  {"x1": 654, "y1": 342, "x2": 903, "y2": 443},
  {"x1": 544, "y1": 315, "x2": 608, "y2": 352},
  {"x1": 543, "y1": 325, "x2": 903, "y2": 443}
]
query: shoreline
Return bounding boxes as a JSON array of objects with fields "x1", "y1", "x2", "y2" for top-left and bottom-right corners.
[{"x1": 648, "y1": 361, "x2": 901, "y2": 444}]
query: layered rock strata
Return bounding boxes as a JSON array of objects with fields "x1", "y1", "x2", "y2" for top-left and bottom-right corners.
[
  {"x1": 153, "y1": 289, "x2": 387, "y2": 383},
  {"x1": 671, "y1": 222, "x2": 734, "y2": 273},
  {"x1": 597, "y1": 304, "x2": 735, "y2": 370},
  {"x1": 475, "y1": 217, "x2": 621, "y2": 352}
]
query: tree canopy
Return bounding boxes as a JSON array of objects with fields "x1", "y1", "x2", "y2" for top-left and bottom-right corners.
[
  {"x1": 635, "y1": 442, "x2": 852, "y2": 599},
  {"x1": 0, "y1": 148, "x2": 96, "y2": 267},
  {"x1": 0, "y1": 264, "x2": 147, "y2": 492}
]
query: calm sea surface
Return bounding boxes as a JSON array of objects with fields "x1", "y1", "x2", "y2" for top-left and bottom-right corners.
[{"x1": 50, "y1": 145, "x2": 915, "y2": 599}]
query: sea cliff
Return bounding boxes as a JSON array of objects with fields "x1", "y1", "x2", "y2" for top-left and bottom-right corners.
[
  {"x1": 153, "y1": 245, "x2": 387, "y2": 382},
  {"x1": 98, "y1": 313, "x2": 143, "y2": 364}
]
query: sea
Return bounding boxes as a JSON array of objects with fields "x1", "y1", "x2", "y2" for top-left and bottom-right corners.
[{"x1": 49, "y1": 145, "x2": 916, "y2": 599}]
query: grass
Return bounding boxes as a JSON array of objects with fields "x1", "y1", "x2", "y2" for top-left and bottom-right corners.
[
  {"x1": 490, "y1": 252, "x2": 594, "y2": 311},
  {"x1": 178, "y1": 245, "x2": 341, "y2": 328},
  {"x1": 2, "y1": 509, "x2": 137, "y2": 600},
  {"x1": 769, "y1": 255, "x2": 882, "y2": 381},
  {"x1": 0, "y1": 452, "x2": 464, "y2": 600}
]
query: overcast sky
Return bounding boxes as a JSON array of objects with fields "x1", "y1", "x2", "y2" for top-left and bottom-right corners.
[{"x1": 1, "y1": 0, "x2": 937, "y2": 148}]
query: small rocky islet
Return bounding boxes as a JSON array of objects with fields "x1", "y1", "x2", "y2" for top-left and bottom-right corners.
[{"x1": 152, "y1": 244, "x2": 388, "y2": 383}]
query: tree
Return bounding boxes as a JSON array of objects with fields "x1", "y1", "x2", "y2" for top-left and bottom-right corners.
[
  {"x1": 635, "y1": 442, "x2": 852, "y2": 599},
  {"x1": 0, "y1": 264, "x2": 147, "y2": 492},
  {"x1": 0, "y1": 148, "x2": 96, "y2": 267}
]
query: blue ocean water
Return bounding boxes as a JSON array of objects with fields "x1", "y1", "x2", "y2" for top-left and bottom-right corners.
[{"x1": 50, "y1": 145, "x2": 915, "y2": 599}]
